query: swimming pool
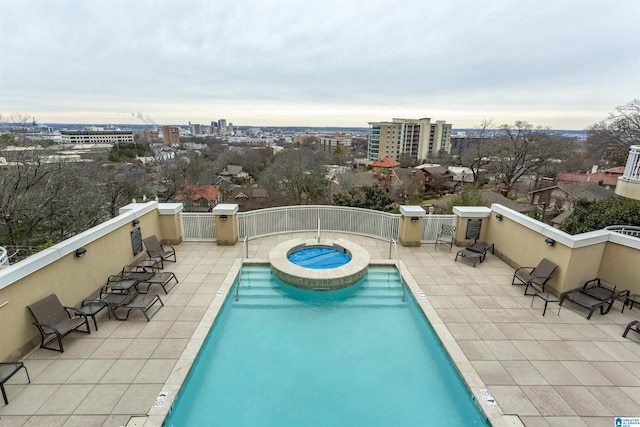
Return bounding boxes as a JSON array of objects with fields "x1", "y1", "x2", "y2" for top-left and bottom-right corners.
[{"x1": 163, "y1": 265, "x2": 489, "y2": 426}]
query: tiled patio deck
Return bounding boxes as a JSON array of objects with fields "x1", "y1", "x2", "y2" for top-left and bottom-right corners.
[{"x1": 1, "y1": 232, "x2": 639, "y2": 426}]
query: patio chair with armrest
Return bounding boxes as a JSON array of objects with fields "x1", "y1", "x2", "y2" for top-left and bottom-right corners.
[
  {"x1": 27, "y1": 293, "x2": 91, "y2": 353},
  {"x1": 0, "y1": 362, "x2": 30, "y2": 404},
  {"x1": 623, "y1": 320, "x2": 640, "y2": 338},
  {"x1": 143, "y1": 235, "x2": 176, "y2": 268},
  {"x1": 511, "y1": 258, "x2": 558, "y2": 296},
  {"x1": 434, "y1": 224, "x2": 456, "y2": 252}
]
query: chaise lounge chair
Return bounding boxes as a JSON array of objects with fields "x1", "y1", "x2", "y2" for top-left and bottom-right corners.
[
  {"x1": 84, "y1": 292, "x2": 164, "y2": 322},
  {"x1": 27, "y1": 294, "x2": 91, "y2": 353},
  {"x1": 558, "y1": 278, "x2": 629, "y2": 320},
  {"x1": 455, "y1": 240, "x2": 495, "y2": 267},
  {"x1": 119, "y1": 264, "x2": 179, "y2": 294},
  {"x1": 511, "y1": 258, "x2": 558, "y2": 295},
  {"x1": 143, "y1": 235, "x2": 176, "y2": 268}
]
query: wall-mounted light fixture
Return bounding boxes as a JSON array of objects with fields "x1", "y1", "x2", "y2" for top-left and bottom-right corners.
[
  {"x1": 495, "y1": 214, "x2": 503, "y2": 221},
  {"x1": 75, "y1": 247, "x2": 87, "y2": 257},
  {"x1": 544, "y1": 238, "x2": 555, "y2": 247},
  {"x1": 411, "y1": 217, "x2": 419, "y2": 223},
  {"x1": 220, "y1": 215, "x2": 228, "y2": 221},
  {"x1": 132, "y1": 219, "x2": 140, "y2": 227}
]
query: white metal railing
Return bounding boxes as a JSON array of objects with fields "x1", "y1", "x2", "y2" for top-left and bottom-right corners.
[
  {"x1": 238, "y1": 206, "x2": 401, "y2": 241},
  {"x1": 605, "y1": 225, "x2": 640, "y2": 238},
  {"x1": 421, "y1": 214, "x2": 457, "y2": 242},
  {"x1": 181, "y1": 212, "x2": 216, "y2": 241},
  {"x1": 622, "y1": 145, "x2": 640, "y2": 182},
  {"x1": 180, "y1": 206, "x2": 456, "y2": 243}
]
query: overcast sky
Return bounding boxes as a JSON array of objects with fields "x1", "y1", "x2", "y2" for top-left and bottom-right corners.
[{"x1": 1, "y1": 0, "x2": 639, "y2": 129}]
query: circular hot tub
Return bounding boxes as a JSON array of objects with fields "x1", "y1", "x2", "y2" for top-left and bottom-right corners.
[
  {"x1": 288, "y1": 246, "x2": 351, "y2": 269},
  {"x1": 269, "y1": 238, "x2": 369, "y2": 290}
]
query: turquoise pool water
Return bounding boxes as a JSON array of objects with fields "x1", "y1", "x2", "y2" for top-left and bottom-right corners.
[
  {"x1": 163, "y1": 265, "x2": 489, "y2": 426},
  {"x1": 287, "y1": 246, "x2": 351, "y2": 269}
]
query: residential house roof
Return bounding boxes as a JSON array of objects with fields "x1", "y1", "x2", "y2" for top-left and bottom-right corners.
[
  {"x1": 556, "y1": 166, "x2": 623, "y2": 188},
  {"x1": 221, "y1": 165, "x2": 245, "y2": 177},
  {"x1": 231, "y1": 186, "x2": 269, "y2": 200},
  {"x1": 371, "y1": 158, "x2": 400, "y2": 168},
  {"x1": 175, "y1": 185, "x2": 220, "y2": 202},
  {"x1": 528, "y1": 181, "x2": 615, "y2": 201}
]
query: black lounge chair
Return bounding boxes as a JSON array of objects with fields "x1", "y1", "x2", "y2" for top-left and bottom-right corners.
[
  {"x1": 511, "y1": 258, "x2": 558, "y2": 295},
  {"x1": 559, "y1": 279, "x2": 629, "y2": 319},
  {"x1": 84, "y1": 292, "x2": 164, "y2": 322},
  {"x1": 455, "y1": 248, "x2": 483, "y2": 267},
  {"x1": 0, "y1": 362, "x2": 30, "y2": 404},
  {"x1": 435, "y1": 224, "x2": 456, "y2": 252},
  {"x1": 455, "y1": 241, "x2": 495, "y2": 267},
  {"x1": 143, "y1": 235, "x2": 176, "y2": 268},
  {"x1": 623, "y1": 320, "x2": 640, "y2": 338},
  {"x1": 27, "y1": 294, "x2": 90, "y2": 353},
  {"x1": 120, "y1": 264, "x2": 178, "y2": 294}
]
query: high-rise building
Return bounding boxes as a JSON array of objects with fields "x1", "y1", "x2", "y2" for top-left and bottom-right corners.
[
  {"x1": 367, "y1": 118, "x2": 452, "y2": 162},
  {"x1": 162, "y1": 126, "x2": 181, "y2": 145}
]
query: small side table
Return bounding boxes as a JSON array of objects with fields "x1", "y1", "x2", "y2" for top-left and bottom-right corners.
[
  {"x1": 80, "y1": 301, "x2": 108, "y2": 331},
  {"x1": 531, "y1": 292, "x2": 560, "y2": 316},
  {"x1": 623, "y1": 294, "x2": 640, "y2": 313}
]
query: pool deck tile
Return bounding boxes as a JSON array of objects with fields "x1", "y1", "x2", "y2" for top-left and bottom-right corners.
[{"x1": 1, "y1": 232, "x2": 639, "y2": 427}]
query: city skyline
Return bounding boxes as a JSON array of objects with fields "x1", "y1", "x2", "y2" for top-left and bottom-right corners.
[{"x1": 1, "y1": 0, "x2": 639, "y2": 129}]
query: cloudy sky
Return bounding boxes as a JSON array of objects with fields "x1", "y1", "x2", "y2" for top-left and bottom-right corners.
[{"x1": 1, "y1": 0, "x2": 638, "y2": 129}]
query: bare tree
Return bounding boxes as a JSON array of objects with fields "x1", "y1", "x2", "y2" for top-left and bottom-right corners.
[
  {"x1": 457, "y1": 119, "x2": 494, "y2": 183},
  {"x1": 259, "y1": 148, "x2": 329, "y2": 205},
  {"x1": 484, "y1": 121, "x2": 563, "y2": 195},
  {"x1": 586, "y1": 99, "x2": 640, "y2": 166}
]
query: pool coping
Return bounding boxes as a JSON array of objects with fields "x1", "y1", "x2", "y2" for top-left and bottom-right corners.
[{"x1": 145, "y1": 258, "x2": 505, "y2": 426}]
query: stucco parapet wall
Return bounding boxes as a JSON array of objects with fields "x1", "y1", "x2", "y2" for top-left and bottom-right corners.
[
  {"x1": 118, "y1": 201, "x2": 183, "y2": 216},
  {"x1": 491, "y1": 203, "x2": 640, "y2": 250},
  {"x1": 212, "y1": 204, "x2": 239, "y2": 215},
  {"x1": 0, "y1": 203, "x2": 158, "y2": 290},
  {"x1": 399, "y1": 205, "x2": 426, "y2": 217},
  {"x1": 452, "y1": 206, "x2": 491, "y2": 218}
]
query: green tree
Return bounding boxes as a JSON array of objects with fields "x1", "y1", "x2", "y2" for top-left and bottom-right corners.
[
  {"x1": 333, "y1": 185, "x2": 394, "y2": 212},
  {"x1": 559, "y1": 197, "x2": 640, "y2": 234},
  {"x1": 444, "y1": 184, "x2": 485, "y2": 214},
  {"x1": 332, "y1": 146, "x2": 346, "y2": 166}
]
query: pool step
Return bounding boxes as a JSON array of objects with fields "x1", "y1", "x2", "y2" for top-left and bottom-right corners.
[
  {"x1": 234, "y1": 267, "x2": 406, "y2": 308},
  {"x1": 233, "y1": 300, "x2": 407, "y2": 309}
]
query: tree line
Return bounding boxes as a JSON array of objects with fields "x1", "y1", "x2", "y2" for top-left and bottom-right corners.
[{"x1": 1, "y1": 99, "x2": 638, "y2": 254}]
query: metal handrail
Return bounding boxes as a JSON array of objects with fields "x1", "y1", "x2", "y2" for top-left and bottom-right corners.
[
  {"x1": 0, "y1": 247, "x2": 8, "y2": 266},
  {"x1": 235, "y1": 236, "x2": 248, "y2": 301},
  {"x1": 391, "y1": 239, "x2": 406, "y2": 303},
  {"x1": 316, "y1": 214, "x2": 321, "y2": 243}
]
